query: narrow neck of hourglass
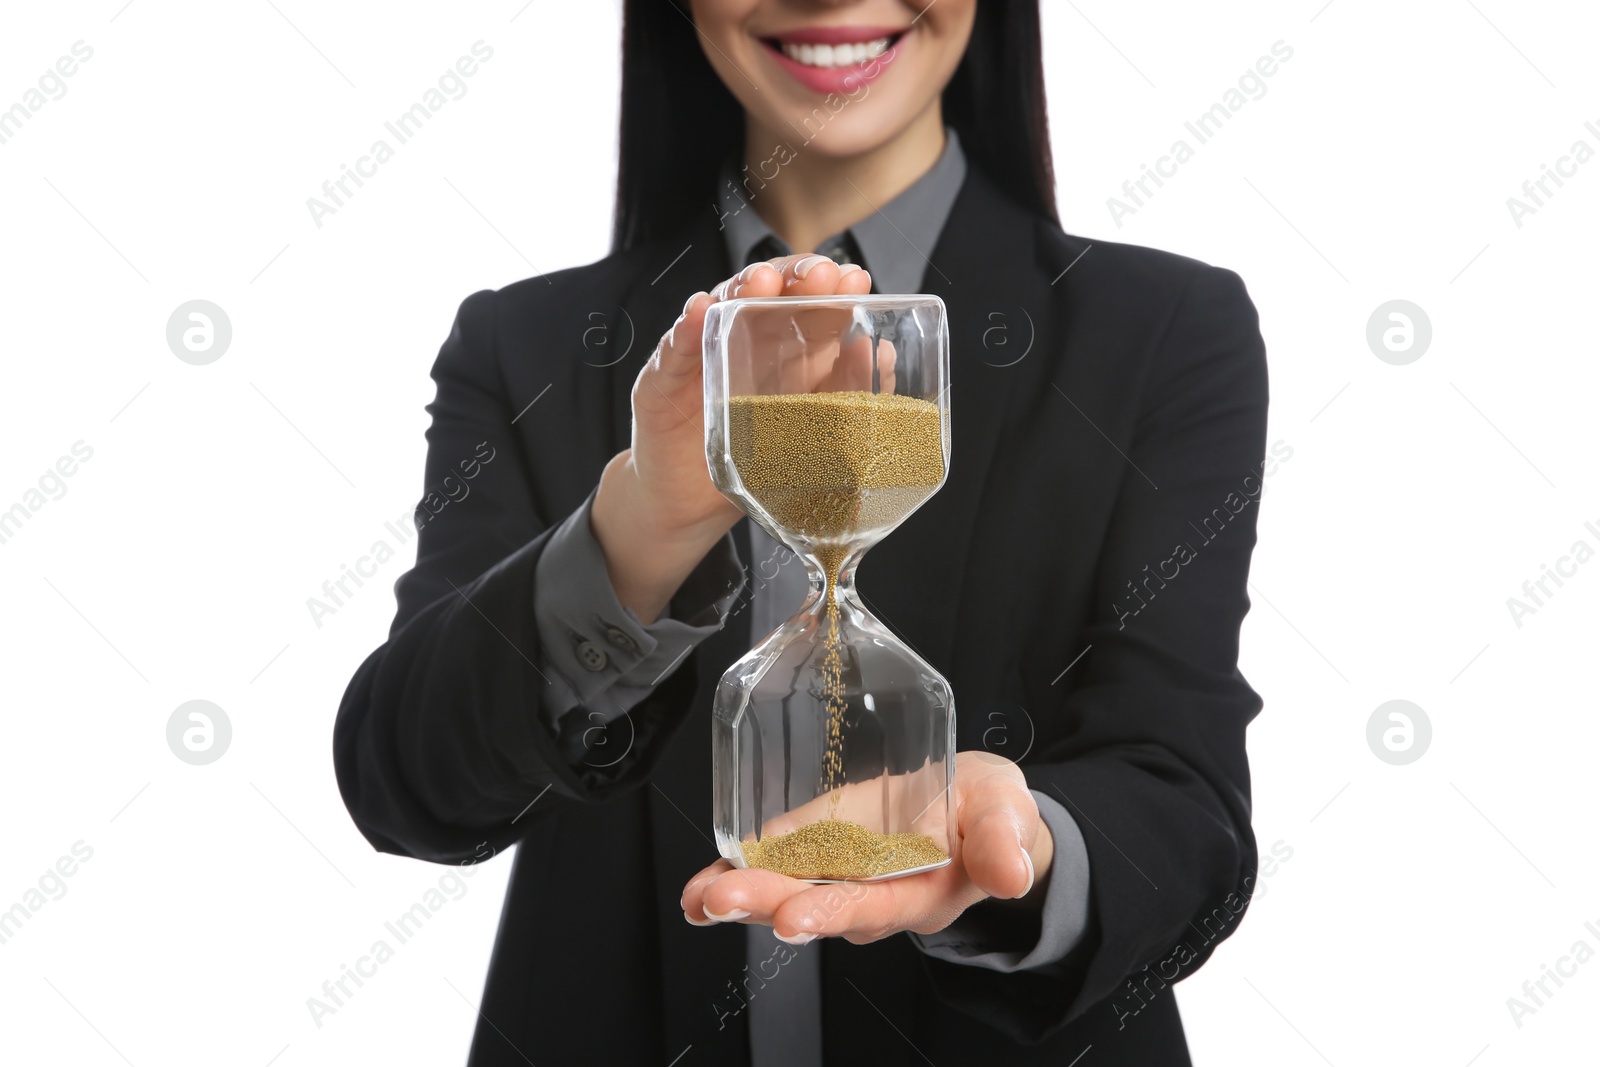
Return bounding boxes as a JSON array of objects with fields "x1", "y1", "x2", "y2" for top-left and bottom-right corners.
[{"x1": 807, "y1": 543, "x2": 868, "y2": 605}]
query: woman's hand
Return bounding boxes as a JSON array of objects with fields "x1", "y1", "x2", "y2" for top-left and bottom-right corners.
[
  {"x1": 680, "y1": 751, "x2": 1055, "y2": 943},
  {"x1": 590, "y1": 254, "x2": 872, "y2": 624}
]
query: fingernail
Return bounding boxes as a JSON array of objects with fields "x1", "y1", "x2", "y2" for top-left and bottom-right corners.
[
  {"x1": 837, "y1": 264, "x2": 864, "y2": 277},
  {"x1": 775, "y1": 930, "x2": 817, "y2": 945},
  {"x1": 684, "y1": 290, "x2": 708, "y2": 313},
  {"x1": 685, "y1": 911, "x2": 718, "y2": 927},
  {"x1": 1017, "y1": 847, "x2": 1035, "y2": 898},
  {"x1": 703, "y1": 906, "x2": 750, "y2": 922},
  {"x1": 794, "y1": 255, "x2": 827, "y2": 278},
  {"x1": 733, "y1": 266, "x2": 771, "y2": 297}
]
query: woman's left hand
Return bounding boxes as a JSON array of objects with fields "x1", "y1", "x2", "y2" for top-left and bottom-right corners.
[{"x1": 681, "y1": 751, "x2": 1054, "y2": 944}]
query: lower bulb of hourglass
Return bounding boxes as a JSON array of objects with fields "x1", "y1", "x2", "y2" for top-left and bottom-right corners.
[{"x1": 711, "y1": 587, "x2": 956, "y2": 884}]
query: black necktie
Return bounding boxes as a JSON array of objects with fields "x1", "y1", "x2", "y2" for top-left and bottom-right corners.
[{"x1": 817, "y1": 233, "x2": 859, "y2": 267}]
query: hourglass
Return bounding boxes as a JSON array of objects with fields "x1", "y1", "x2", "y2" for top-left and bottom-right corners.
[{"x1": 703, "y1": 295, "x2": 955, "y2": 883}]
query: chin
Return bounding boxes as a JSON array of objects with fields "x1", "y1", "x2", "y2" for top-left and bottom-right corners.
[{"x1": 763, "y1": 108, "x2": 923, "y2": 160}]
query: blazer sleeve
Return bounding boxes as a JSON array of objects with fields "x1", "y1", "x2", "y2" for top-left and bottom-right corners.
[
  {"x1": 331, "y1": 289, "x2": 709, "y2": 865},
  {"x1": 533, "y1": 489, "x2": 745, "y2": 753},
  {"x1": 917, "y1": 263, "x2": 1269, "y2": 1042}
]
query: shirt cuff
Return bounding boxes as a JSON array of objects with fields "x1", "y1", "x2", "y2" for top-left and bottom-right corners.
[
  {"x1": 533, "y1": 488, "x2": 745, "y2": 726},
  {"x1": 907, "y1": 790, "x2": 1090, "y2": 972}
]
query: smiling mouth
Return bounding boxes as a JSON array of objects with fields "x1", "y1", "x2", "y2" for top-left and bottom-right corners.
[{"x1": 759, "y1": 29, "x2": 908, "y2": 70}]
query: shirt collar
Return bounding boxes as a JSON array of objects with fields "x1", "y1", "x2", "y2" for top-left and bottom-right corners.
[{"x1": 714, "y1": 128, "x2": 967, "y2": 295}]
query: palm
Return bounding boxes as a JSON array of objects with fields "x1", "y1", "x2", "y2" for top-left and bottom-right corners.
[{"x1": 682, "y1": 751, "x2": 1051, "y2": 944}]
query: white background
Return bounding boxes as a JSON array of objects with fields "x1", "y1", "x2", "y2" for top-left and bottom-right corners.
[{"x1": 1, "y1": 2, "x2": 1596, "y2": 1064}]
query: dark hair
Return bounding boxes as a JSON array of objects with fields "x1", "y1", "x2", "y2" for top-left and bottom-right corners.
[{"x1": 612, "y1": 0, "x2": 1057, "y2": 252}]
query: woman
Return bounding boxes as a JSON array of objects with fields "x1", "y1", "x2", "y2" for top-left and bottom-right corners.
[{"x1": 333, "y1": 1, "x2": 1268, "y2": 1063}]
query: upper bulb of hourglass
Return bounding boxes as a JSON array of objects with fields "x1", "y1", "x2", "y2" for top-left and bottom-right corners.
[
  {"x1": 704, "y1": 297, "x2": 951, "y2": 552},
  {"x1": 703, "y1": 295, "x2": 956, "y2": 884}
]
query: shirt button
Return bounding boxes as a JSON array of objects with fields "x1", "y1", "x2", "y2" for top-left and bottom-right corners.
[
  {"x1": 575, "y1": 640, "x2": 608, "y2": 672},
  {"x1": 604, "y1": 626, "x2": 638, "y2": 655}
]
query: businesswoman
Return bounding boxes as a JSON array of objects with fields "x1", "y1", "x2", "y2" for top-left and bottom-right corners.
[{"x1": 334, "y1": 1, "x2": 1268, "y2": 1063}]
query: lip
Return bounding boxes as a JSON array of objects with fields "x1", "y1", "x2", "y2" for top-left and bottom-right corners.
[
  {"x1": 766, "y1": 25, "x2": 907, "y2": 46},
  {"x1": 758, "y1": 28, "x2": 906, "y2": 95}
]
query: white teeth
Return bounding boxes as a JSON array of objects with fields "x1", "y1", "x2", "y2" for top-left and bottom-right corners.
[{"x1": 780, "y1": 37, "x2": 892, "y2": 69}]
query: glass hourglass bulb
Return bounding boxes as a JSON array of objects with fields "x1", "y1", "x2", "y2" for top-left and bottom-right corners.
[{"x1": 703, "y1": 295, "x2": 955, "y2": 883}]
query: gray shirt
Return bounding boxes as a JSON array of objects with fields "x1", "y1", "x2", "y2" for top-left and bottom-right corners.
[{"x1": 531, "y1": 129, "x2": 1090, "y2": 1066}]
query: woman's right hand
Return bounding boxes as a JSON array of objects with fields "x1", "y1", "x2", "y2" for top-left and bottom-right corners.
[{"x1": 590, "y1": 254, "x2": 872, "y2": 624}]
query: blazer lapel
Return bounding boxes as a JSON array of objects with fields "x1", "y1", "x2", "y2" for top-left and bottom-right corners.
[{"x1": 860, "y1": 170, "x2": 1057, "y2": 683}]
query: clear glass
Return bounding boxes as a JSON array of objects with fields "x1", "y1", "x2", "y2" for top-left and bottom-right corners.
[{"x1": 703, "y1": 295, "x2": 956, "y2": 883}]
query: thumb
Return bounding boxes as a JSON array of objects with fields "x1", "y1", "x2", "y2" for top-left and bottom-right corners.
[{"x1": 959, "y1": 791, "x2": 1036, "y2": 901}]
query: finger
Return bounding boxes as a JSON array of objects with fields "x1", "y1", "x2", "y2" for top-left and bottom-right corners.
[
  {"x1": 770, "y1": 865, "x2": 981, "y2": 944},
  {"x1": 831, "y1": 335, "x2": 873, "y2": 392},
  {"x1": 832, "y1": 334, "x2": 899, "y2": 393},
  {"x1": 683, "y1": 863, "x2": 769, "y2": 925},
  {"x1": 877, "y1": 337, "x2": 897, "y2": 394},
  {"x1": 711, "y1": 260, "x2": 785, "y2": 301},
  {"x1": 698, "y1": 865, "x2": 809, "y2": 925},
  {"x1": 713, "y1": 252, "x2": 874, "y2": 304},
  {"x1": 956, "y1": 778, "x2": 1037, "y2": 901},
  {"x1": 777, "y1": 254, "x2": 846, "y2": 296},
  {"x1": 736, "y1": 254, "x2": 865, "y2": 299},
  {"x1": 681, "y1": 859, "x2": 734, "y2": 915},
  {"x1": 836, "y1": 262, "x2": 873, "y2": 294},
  {"x1": 681, "y1": 858, "x2": 736, "y2": 925},
  {"x1": 650, "y1": 290, "x2": 715, "y2": 384}
]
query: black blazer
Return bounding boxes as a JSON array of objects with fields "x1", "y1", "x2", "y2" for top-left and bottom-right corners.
[{"x1": 334, "y1": 167, "x2": 1268, "y2": 1066}]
